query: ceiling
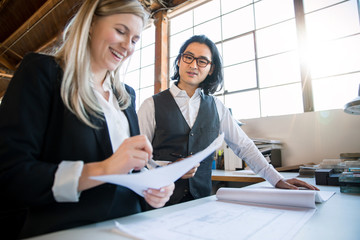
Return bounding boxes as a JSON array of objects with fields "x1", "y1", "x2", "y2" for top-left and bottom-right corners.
[{"x1": 0, "y1": 0, "x2": 189, "y2": 98}]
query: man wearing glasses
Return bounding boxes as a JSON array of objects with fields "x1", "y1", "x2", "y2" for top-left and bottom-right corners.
[{"x1": 138, "y1": 35, "x2": 317, "y2": 206}]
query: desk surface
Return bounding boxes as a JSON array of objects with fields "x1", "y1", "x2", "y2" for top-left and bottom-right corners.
[
  {"x1": 211, "y1": 169, "x2": 265, "y2": 183},
  {"x1": 27, "y1": 172, "x2": 360, "y2": 240}
]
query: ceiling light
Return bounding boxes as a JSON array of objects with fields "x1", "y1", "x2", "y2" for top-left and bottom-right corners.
[{"x1": 344, "y1": 84, "x2": 360, "y2": 115}]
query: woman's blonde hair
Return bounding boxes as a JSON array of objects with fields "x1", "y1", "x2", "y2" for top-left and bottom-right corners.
[{"x1": 55, "y1": 0, "x2": 149, "y2": 128}]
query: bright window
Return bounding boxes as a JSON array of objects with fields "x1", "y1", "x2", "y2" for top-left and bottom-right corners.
[
  {"x1": 166, "y1": 0, "x2": 360, "y2": 120},
  {"x1": 124, "y1": 25, "x2": 155, "y2": 109}
]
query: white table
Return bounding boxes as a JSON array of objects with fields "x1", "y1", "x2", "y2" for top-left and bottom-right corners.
[{"x1": 26, "y1": 173, "x2": 360, "y2": 240}]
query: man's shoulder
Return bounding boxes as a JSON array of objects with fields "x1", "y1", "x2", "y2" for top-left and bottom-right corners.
[{"x1": 153, "y1": 88, "x2": 171, "y2": 99}]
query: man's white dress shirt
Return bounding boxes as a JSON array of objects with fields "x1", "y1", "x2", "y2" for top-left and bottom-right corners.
[{"x1": 138, "y1": 84, "x2": 284, "y2": 186}]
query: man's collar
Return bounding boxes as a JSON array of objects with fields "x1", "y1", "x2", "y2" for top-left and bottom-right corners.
[{"x1": 170, "y1": 82, "x2": 202, "y2": 98}]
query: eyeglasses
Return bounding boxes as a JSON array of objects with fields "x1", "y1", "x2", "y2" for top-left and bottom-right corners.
[{"x1": 181, "y1": 53, "x2": 212, "y2": 68}]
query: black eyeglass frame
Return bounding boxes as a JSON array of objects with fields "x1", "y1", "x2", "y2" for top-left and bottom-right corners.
[{"x1": 180, "y1": 53, "x2": 212, "y2": 68}]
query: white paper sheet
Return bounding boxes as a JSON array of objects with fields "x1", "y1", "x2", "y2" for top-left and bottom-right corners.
[
  {"x1": 314, "y1": 190, "x2": 335, "y2": 202},
  {"x1": 113, "y1": 200, "x2": 316, "y2": 240},
  {"x1": 90, "y1": 133, "x2": 224, "y2": 196}
]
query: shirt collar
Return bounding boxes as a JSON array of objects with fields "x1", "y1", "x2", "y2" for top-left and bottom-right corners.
[
  {"x1": 102, "y1": 74, "x2": 112, "y2": 92},
  {"x1": 170, "y1": 82, "x2": 202, "y2": 98}
]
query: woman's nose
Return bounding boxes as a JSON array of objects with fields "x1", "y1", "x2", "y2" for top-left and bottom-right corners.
[{"x1": 120, "y1": 36, "x2": 132, "y2": 52}]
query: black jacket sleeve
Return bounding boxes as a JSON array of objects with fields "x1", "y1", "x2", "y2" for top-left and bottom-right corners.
[{"x1": 0, "y1": 53, "x2": 64, "y2": 207}]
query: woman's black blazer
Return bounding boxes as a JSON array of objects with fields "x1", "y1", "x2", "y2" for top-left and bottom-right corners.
[{"x1": 0, "y1": 53, "x2": 144, "y2": 238}]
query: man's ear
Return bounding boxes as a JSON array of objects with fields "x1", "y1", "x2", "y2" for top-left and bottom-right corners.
[{"x1": 208, "y1": 64, "x2": 214, "y2": 76}]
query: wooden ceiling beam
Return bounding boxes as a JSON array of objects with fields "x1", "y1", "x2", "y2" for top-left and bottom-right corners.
[
  {"x1": 171, "y1": 0, "x2": 190, "y2": 7},
  {"x1": 0, "y1": 73, "x2": 13, "y2": 79},
  {"x1": 0, "y1": 0, "x2": 64, "y2": 56},
  {"x1": 36, "y1": 36, "x2": 58, "y2": 52},
  {"x1": 142, "y1": 0, "x2": 190, "y2": 13},
  {"x1": 0, "y1": 90, "x2": 6, "y2": 98},
  {"x1": 0, "y1": 55, "x2": 16, "y2": 71}
]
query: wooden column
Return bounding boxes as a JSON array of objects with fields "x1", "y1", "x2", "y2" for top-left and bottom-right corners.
[
  {"x1": 294, "y1": 0, "x2": 314, "y2": 112},
  {"x1": 153, "y1": 10, "x2": 169, "y2": 94}
]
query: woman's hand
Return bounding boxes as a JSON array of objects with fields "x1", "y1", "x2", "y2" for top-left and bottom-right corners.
[
  {"x1": 78, "y1": 135, "x2": 152, "y2": 191},
  {"x1": 143, "y1": 183, "x2": 175, "y2": 208},
  {"x1": 103, "y1": 135, "x2": 153, "y2": 174},
  {"x1": 275, "y1": 178, "x2": 320, "y2": 190}
]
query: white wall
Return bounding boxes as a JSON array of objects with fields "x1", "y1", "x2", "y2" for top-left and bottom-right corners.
[{"x1": 240, "y1": 109, "x2": 360, "y2": 167}]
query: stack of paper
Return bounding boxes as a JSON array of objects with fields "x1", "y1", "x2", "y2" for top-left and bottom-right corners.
[{"x1": 252, "y1": 138, "x2": 283, "y2": 154}]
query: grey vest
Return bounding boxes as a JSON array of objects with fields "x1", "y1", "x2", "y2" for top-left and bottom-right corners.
[{"x1": 152, "y1": 89, "x2": 219, "y2": 204}]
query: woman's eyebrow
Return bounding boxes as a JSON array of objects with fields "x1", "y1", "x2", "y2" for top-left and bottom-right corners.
[
  {"x1": 115, "y1": 23, "x2": 129, "y2": 31},
  {"x1": 115, "y1": 23, "x2": 141, "y2": 39}
]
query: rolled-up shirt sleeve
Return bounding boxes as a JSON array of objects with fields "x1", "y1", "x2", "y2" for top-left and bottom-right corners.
[
  {"x1": 52, "y1": 161, "x2": 84, "y2": 202},
  {"x1": 138, "y1": 97, "x2": 156, "y2": 142},
  {"x1": 214, "y1": 97, "x2": 284, "y2": 186}
]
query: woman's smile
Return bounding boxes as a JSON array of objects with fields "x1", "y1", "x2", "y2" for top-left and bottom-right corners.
[{"x1": 109, "y1": 47, "x2": 125, "y2": 62}]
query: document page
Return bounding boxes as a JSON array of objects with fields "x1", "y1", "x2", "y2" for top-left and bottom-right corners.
[
  {"x1": 91, "y1": 133, "x2": 224, "y2": 196},
  {"x1": 114, "y1": 200, "x2": 316, "y2": 240}
]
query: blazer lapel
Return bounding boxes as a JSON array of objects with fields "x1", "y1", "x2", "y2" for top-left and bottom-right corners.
[
  {"x1": 123, "y1": 106, "x2": 140, "y2": 137},
  {"x1": 89, "y1": 107, "x2": 139, "y2": 158},
  {"x1": 90, "y1": 82, "x2": 139, "y2": 157},
  {"x1": 90, "y1": 114, "x2": 113, "y2": 157}
]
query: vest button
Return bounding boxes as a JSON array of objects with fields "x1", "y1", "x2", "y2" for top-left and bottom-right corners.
[
  {"x1": 190, "y1": 152, "x2": 194, "y2": 155},
  {"x1": 190, "y1": 132, "x2": 194, "y2": 136}
]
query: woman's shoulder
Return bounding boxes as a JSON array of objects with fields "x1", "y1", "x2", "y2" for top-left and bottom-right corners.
[
  {"x1": 124, "y1": 83, "x2": 135, "y2": 95},
  {"x1": 18, "y1": 52, "x2": 60, "y2": 73},
  {"x1": 23, "y1": 52, "x2": 56, "y2": 63},
  {"x1": 11, "y1": 52, "x2": 62, "y2": 91}
]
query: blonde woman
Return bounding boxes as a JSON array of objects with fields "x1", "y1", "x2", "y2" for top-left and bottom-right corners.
[{"x1": 0, "y1": 0, "x2": 173, "y2": 238}]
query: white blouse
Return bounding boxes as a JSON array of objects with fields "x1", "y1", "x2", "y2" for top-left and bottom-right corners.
[{"x1": 52, "y1": 76, "x2": 130, "y2": 202}]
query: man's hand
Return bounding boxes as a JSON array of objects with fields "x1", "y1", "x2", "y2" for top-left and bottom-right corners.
[
  {"x1": 181, "y1": 163, "x2": 200, "y2": 179},
  {"x1": 276, "y1": 178, "x2": 319, "y2": 190},
  {"x1": 170, "y1": 156, "x2": 200, "y2": 179}
]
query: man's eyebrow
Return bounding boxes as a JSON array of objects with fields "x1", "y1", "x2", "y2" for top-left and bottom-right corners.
[{"x1": 184, "y1": 51, "x2": 210, "y2": 60}]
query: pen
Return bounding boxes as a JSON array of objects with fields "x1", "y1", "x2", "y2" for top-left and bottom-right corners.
[{"x1": 147, "y1": 158, "x2": 160, "y2": 169}]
